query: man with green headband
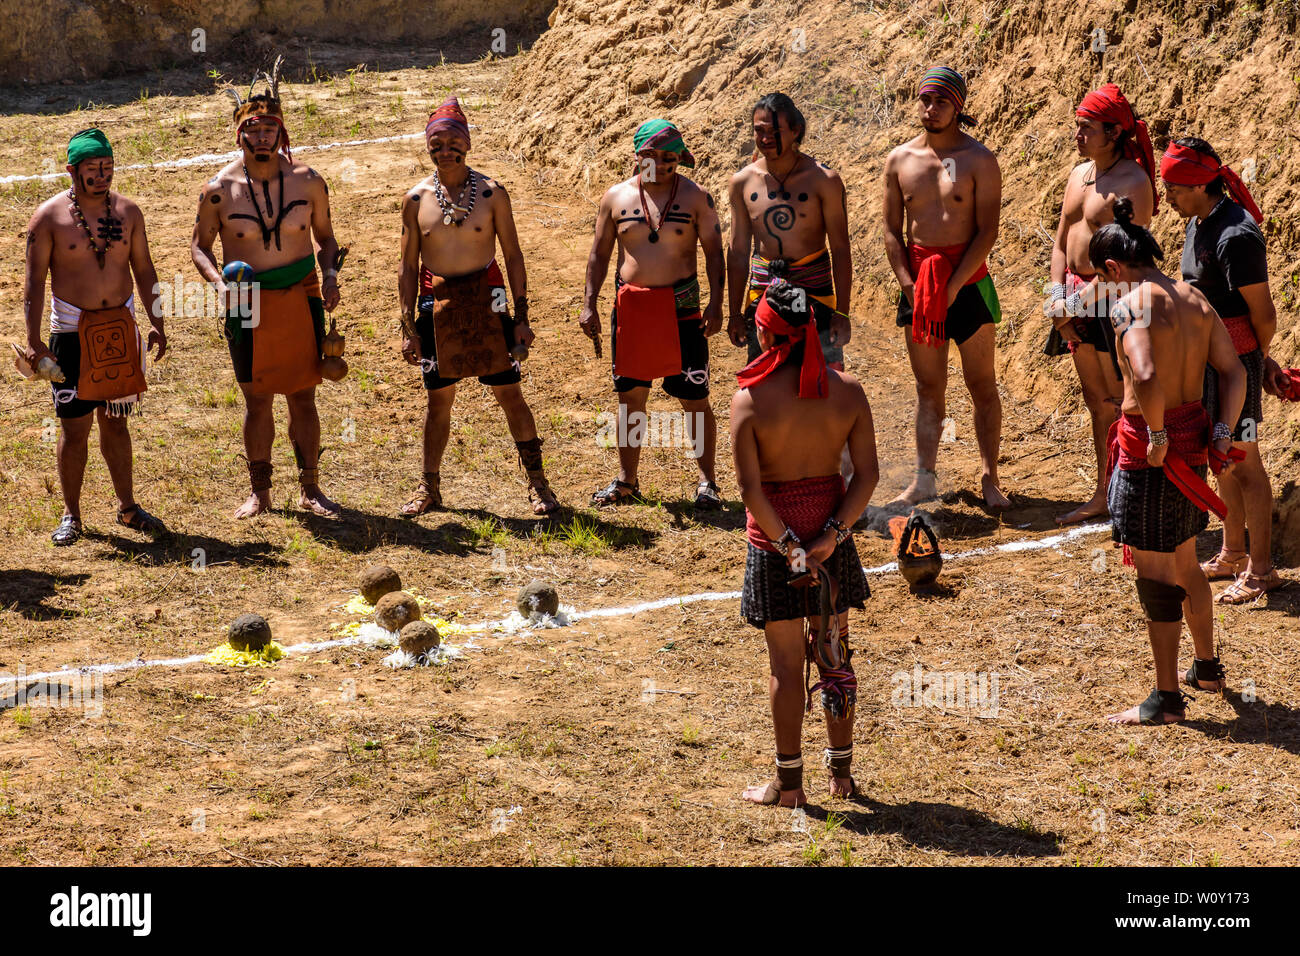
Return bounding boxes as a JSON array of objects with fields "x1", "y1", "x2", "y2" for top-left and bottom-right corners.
[
  {"x1": 579, "y1": 118, "x2": 725, "y2": 508},
  {"x1": 191, "y1": 65, "x2": 343, "y2": 519},
  {"x1": 23, "y1": 127, "x2": 169, "y2": 546}
]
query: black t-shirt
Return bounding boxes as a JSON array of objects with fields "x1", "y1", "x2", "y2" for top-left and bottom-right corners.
[{"x1": 1180, "y1": 198, "x2": 1268, "y2": 318}]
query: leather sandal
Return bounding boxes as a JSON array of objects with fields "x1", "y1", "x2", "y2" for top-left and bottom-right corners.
[
  {"x1": 1184, "y1": 656, "x2": 1226, "y2": 693},
  {"x1": 400, "y1": 472, "x2": 442, "y2": 517},
  {"x1": 51, "y1": 515, "x2": 82, "y2": 547},
  {"x1": 693, "y1": 479, "x2": 722, "y2": 510},
  {"x1": 1216, "y1": 569, "x2": 1282, "y2": 605},
  {"x1": 591, "y1": 478, "x2": 639, "y2": 507},
  {"x1": 117, "y1": 503, "x2": 169, "y2": 537},
  {"x1": 1201, "y1": 550, "x2": 1247, "y2": 581},
  {"x1": 527, "y1": 478, "x2": 560, "y2": 515}
]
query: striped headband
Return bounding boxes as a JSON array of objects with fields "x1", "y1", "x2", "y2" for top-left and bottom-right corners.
[{"x1": 918, "y1": 66, "x2": 975, "y2": 126}]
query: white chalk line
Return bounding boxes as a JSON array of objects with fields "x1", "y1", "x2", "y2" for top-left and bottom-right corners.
[
  {"x1": 0, "y1": 131, "x2": 428, "y2": 185},
  {"x1": 0, "y1": 522, "x2": 1109, "y2": 689}
]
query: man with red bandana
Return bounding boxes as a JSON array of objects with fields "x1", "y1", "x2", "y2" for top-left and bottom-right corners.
[
  {"x1": 192, "y1": 62, "x2": 343, "y2": 519},
  {"x1": 397, "y1": 96, "x2": 558, "y2": 517},
  {"x1": 731, "y1": 268, "x2": 877, "y2": 807},
  {"x1": 884, "y1": 66, "x2": 1007, "y2": 510},
  {"x1": 1046, "y1": 83, "x2": 1157, "y2": 525},
  {"x1": 1162, "y1": 137, "x2": 1282, "y2": 603}
]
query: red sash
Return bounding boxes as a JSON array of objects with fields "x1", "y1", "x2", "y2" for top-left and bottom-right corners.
[
  {"x1": 1221, "y1": 314, "x2": 1259, "y2": 356},
  {"x1": 908, "y1": 243, "x2": 989, "y2": 347},
  {"x1": 745, "y1": 475, "x2": 844, "y2": 553},
  {"x1": 1105, "y1": 401, "x2": 1234, "y2": 519},
  {"x1": 613, "y1": 283, "x2": 682, "y2": 381}
]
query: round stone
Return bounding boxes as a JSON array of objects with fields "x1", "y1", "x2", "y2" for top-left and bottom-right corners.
[
  {"x1": 228, "y1": 613, "x2": 272, "y2": 652},
  {"x1": 374, "y1": 591, "x2": 421, "y2": 633},
  {"x1": 359, "y1": 565, "x2": 402, "y2": 605},
  {"x1": 399, "y1": 620, "x2": 441, "y2": 657},
  {"x1": 517, "y1": 580, "x2": 560, "y2": 618}
]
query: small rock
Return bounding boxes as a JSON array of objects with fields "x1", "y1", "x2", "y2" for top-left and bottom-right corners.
[
  {"x1": 359, "y1": 565, "x2": 402, "y2": 605},
  {"x1": 374, "y1": 591, "x2": 420, "y2": 633},
  {"x1": 399, "y1": 621, "x2": 441, "y2": 657},
  {"x1": 517, "y1": 580, "x2": 559, "y2": 618},
  {"x1": 228, "y1": 613, "x2": 271, "y2": 651}
]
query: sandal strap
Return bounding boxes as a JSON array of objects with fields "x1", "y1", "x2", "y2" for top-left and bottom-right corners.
[
  {"x1": 298, "y1": 467, "x2": 320, "y2": 487},
  {"x1": 593, "y1": 478, "x2": 638, "y2": 502},
  {"x1": 246, "y1": 459, "x2": 273, "y2": 492},
  {"x1": 1137, "y1": 688, "x2": 1192, "y2": 725}
]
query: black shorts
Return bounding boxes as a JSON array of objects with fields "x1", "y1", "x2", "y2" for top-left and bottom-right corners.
[
  {"x1": 415, "y1": 294, "x2": 521, "y2": 391},
  {"x1": 48, "y1": 332, "x2": 106, "y2": 419},
  {"x1": 610, "y1": 293, "x2": 710, "y2": 401},
  {"x1": 1203, "y1": 348, "x2": 1264, "y2": 443},
  {"x1": 740, "y1": 539, "x2": 870, "y2": 628},
  {"x1": 895, "y1": 283, "x2": 997, "y2": 346},
  {"x1": 1109, "y1": 464, "x2": 1210, "y2": 554},
  {"x1": 743, "y1": 297, "x2": 845, "y2": 367},
  {"x1": 223, "y1": 305, "x2": 325, "y2": 386}
]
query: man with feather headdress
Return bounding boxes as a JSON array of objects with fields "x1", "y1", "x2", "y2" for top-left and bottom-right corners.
[{"x1": 191, "y1": 56, "x2": 344, "y2": 518}]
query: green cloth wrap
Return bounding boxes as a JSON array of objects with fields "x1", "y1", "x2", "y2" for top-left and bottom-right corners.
[
  {"x1": 632, "y1": 119, "x2": 695, "y2": 168},
  {"x1": 67, "y1": 128, "x2": 113, "y2": 167}
]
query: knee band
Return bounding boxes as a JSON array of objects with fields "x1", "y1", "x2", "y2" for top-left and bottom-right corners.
[{"x1": 1136, "y1": 578, "x2": 1186, "y2": 623}]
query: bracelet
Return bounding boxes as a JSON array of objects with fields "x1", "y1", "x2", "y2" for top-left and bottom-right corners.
[
  {"x1": 1064, "y1": 291, "x2": 1084, "y2": 318},
  {"x1": 823, "y1": 517, "x2": 851, "y2": 545},
  {"x1": 774, "y1": 528, "x2": 801, "y2": 558},
  {"x1": 323, "y1": 269, "x2": 338, "y2": 281},
  {"x1": 1147, "y1": 427, "x2": 1168, "y2": 446},
  {"x1": 1212, "y1": 422, "x2": 1232, "y2": 442}
]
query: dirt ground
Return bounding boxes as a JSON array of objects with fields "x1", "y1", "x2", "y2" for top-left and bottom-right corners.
[{"x1": 0, "y1": 46, "x2": 1297, "y2": 867}]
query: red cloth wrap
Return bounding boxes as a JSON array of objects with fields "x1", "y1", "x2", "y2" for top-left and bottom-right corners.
[
  {"x1": 420, "y1": 260, "x2": 504, "y2": 295},
  {"x1": 746, "y1": 474, "x2": 845, "y2": 553},
  {"x1": 1279, "y1": 367, "x2": 1300, "y2": 402},
  {"x1": 735, "y1": 290, "x2": 828, "y2": 399},
  {"x1": 1160, "y1": 143, "x2": 1262, "y2": 224},
  {"x1": 1221, "y1": 314, "x2": 1259, "y2": 356},
  {"x1": 908, "y1": 243, "x2": 988, "y2": 347},
  {"x1": 1076, "y1": 84, "x2": 1158, "y2": 214},
  {"x1": 1105, "y1": 400, "x2": 1238, "y2": 521}
]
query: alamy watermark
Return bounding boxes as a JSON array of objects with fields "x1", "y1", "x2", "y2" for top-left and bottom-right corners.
[
  {"x1": 2, "y1": 665, "x2": 104, "y2": 718},
  {"x1": 595, "y1": 407, "x2": 705, "y2": 458},
  {"x1": 892, "y1": 664, "x2": 1000, "y2": 716}
]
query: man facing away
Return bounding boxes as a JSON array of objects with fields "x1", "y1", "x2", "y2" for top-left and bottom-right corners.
[
  {"x1": 1095, "y1": 199, "x2": 1245, "y2": 726},
  {"x1": 1046, "y1": 83, "x2": 1156, "y2": 525},
  {"x1": 579, "y1": 119, "x2": 724, "y2": 509},
  {"x1": 24, "y1": 128, "x2": 168, "y2": 545},
  {"x1": 731, "y1": 270, "x2": 878, "y2": 806},
  {"x1": 1162, "y1": 137, "x2": 1280, "y2": 604},
  {"x1": 883, "y1": 66, "x2": 1008, "y2": 510}
]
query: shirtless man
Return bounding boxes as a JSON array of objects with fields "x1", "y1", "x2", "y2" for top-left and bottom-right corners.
[
  {"x1": 883, "y1": 67, "x2": 1008, "y2": 509},
  {"x1": 192, "y1": 64, "x2": 342, "y2": 519},
  {"x1": 726, "y1": 92, "x2": 851, "y2": 371},
  {"x1": 397, "y1": 97, "x2": 557, "y2": 516},
  {"x1": 24, "y1": 128, "x2": 168, "y2": 545},
  {"x1": 732, "y1": 272, "x2": 878, "y2": 807},
  {"x1": 1095, "y1": 199, "x2": 1245, "y2": 726},
  {"x1": 1047, "y1": 84, "x2": 1156, "y2": 525},
  {"x1": 1162, "y1": 137, "x2": 1280, "y2": 604},
  {"x1": 579, "y1": 119, "x2": 724, "y2": 508}
]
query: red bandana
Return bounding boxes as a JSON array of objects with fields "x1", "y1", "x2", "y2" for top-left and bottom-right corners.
[
  {"x1": 736, "y1": 291, "x2": 828, "y2": 398},
  {"x1": 1076, "y1": 83, "x2": 1158, "y2": 215},
  {"x1": 425, "y1": 96, "x2": 471, "y2": 147},
  {"x1": 1160, "y1": 143, "x2": 1262, "y2": 224}
]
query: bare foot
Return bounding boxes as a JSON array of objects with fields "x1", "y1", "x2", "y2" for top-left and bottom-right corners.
[
  {"x1": 981, "y1": 475, "x2": 1011, "y2": 510},
  {"x1": 1105, "y1": 705, "x2": 1185, "y2": 725},
  {"x1": 300, "y1": 485, "x2": 340, "y2": 517},
  {"x1": 889, "y1": 471, "x2": 938, "y2": 507},
  {"x1": 828, "y1": 775, "x2": 856, "y2": 798},
  {"x1": 233, "y1": 491, "x2": 272, "y2": 519},
  {"x1": 742, "y1": 781, "x2": 806, "y2": 808},
  {"x1": 1056, "y1": 490, "x2": 1108, "y2": 525}
]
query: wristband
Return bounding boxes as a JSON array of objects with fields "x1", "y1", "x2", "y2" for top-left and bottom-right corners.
[
  {"x1": 774, "y1": 528, "x2": 801, "y2": 558},
  {"x1": 1212, "y1": 422, "x2": 1232, "y2": 442},
  {"x1": 1064, "y1": 291, "x2": 1084, "y2": 318},
  {"x1": 1147, "y1": 427, "x2": 1168, "y2": 447},
  {"x1": 823, "y1": 517, "x2": 851, "y2": 545}
]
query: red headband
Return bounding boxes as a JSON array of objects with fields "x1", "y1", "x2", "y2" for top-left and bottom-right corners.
[
  {"x1": 1076, "y1": 84, "x2": 1158, "y2": 214},
  {"x1": 1160, "y1": 143, "x2": 1262, "y2": 223},
  {"x1": 735, "y1": 290, "x2": 828, "y2": 399},
  {"x1": 236, "y1": 114, "x2": 292, "y2": 162}
]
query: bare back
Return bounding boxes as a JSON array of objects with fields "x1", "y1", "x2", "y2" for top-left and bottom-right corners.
[
  {"x1": 1113, "y1": 276, "x2": 1217, "y2": 413},
  {"x1": 742, "y1": 366, "x2": 866, "y2": 481}
]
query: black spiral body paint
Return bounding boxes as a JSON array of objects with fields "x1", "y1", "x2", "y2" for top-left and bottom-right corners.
[{"x1": 763, "y1": 203, "x2": 795, "y2": 256}]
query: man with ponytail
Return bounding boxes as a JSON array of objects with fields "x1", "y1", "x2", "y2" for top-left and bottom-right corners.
[
  {"x1": 883, "y1": 66, "x2": 1008, "y2": 509},
  {"x1": 1162, "y1": 137, "x2": 1281, "y2": 604},
  {"x1": 1092, "y1": 198, "x2": 1246, "y2": 726},
  {"x1": 731, "y1": 268, "x2": 877, "y2": 805},
  {"x1": 1047, "y1": 83, "x2": 1157, "y2": 526}
]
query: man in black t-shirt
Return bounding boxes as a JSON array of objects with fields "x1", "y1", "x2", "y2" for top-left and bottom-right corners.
[{"x1": 1161, "y1": 137, "x2": 1281, "y2": 603}]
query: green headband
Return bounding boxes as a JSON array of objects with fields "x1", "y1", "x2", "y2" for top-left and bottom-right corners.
[
  {"x1": 632, "y1": 118, "x2": 696, "y2": 168},
  {"x1": 67, "y1": 128, "x2": 113, "y2": 167}
]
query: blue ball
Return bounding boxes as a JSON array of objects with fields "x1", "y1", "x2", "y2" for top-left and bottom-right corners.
[{"x1": 222, "y1": 261, "x2": 255, "y2": 284}]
